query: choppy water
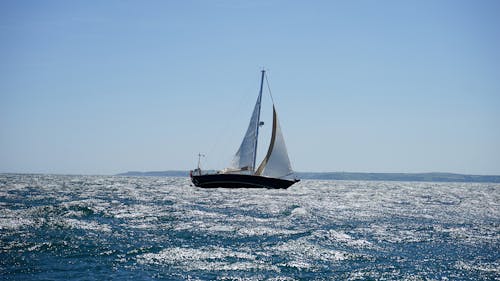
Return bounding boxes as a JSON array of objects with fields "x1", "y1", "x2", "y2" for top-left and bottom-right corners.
[{"x1": 0, "y1": 174, "x2": 499, "y2": 280}]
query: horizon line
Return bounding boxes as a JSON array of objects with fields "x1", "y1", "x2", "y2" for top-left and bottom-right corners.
[{"x1": 2, "y1": 170, "x2": 500, "y2": 177}]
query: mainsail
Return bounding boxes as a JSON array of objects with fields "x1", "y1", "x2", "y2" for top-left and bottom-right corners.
[
  {"x1": 230, "y1": 88, "x2": 262, "y2": 171},
  {"x1": 255, "y1": 106, "x2": 293, "y2": 178}
]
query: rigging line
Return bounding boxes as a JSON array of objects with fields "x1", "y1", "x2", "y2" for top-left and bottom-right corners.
[{"x1": 264, "y1": 71, "x2": 275, "y2": 105}]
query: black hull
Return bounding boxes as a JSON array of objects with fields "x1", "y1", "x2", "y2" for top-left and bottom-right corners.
[{"x1": 191, "y1": 173, "x2": 299, "y2": 189}]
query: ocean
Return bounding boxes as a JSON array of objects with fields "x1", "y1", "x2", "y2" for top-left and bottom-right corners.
[{"x1": 1, "y1": 174, "x2": 498, "y2": 280}]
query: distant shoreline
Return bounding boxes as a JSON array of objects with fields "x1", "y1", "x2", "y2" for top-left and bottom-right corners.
[{"x1": 116, "y1": 171, "x2": 500, "y2": 183}]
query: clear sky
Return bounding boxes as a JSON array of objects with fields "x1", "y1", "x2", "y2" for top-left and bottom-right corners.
[{"x1": 1, "y1": 0, "x2": 499, "y2": 175}]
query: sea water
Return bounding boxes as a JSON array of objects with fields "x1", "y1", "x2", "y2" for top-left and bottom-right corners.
[{"x1": 0, "y1": 174, "x2": 498, "y2": 280}]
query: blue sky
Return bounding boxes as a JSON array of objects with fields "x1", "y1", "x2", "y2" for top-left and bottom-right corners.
[{"x1": 1, "y1": 0, "x2": 499, "y2": 175}]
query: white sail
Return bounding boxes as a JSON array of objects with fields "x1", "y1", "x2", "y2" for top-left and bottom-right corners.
[
  {"x1": 255, "y1": 107, "x2": 293, "y2": 178},
  {"x1": 230, "y1": 93, "x2": 262, "y2": 171}
]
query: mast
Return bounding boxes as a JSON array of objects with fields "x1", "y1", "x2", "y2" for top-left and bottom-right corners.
[{"x1": 252, "y1": 70, "x2": 265, "y2": 171}]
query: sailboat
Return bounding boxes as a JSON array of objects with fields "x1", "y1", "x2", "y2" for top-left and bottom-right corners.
[{"x1": 190, "y1": 70, "x2": 300, "y2": 189}]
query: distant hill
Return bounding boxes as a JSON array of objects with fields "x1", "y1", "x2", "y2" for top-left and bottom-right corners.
[
  {"x1": 295, "y1": 172, "x2": 500, "y2": 183},
  {"x1": 117, "y1": 171, "x2": 500, "y2": 183},
  {"x1": 117, "y1": 171, "x2": 189, "y2": 177}
]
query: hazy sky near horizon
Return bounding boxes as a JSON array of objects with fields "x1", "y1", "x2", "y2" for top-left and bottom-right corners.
[{"x1": 1, "y1": 0, "x2": 499, "y2": 175}]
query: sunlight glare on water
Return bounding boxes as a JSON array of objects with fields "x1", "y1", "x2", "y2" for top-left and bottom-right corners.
[{"x1": 0, "y1": 174, "x2": 498, "y2": 280}]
